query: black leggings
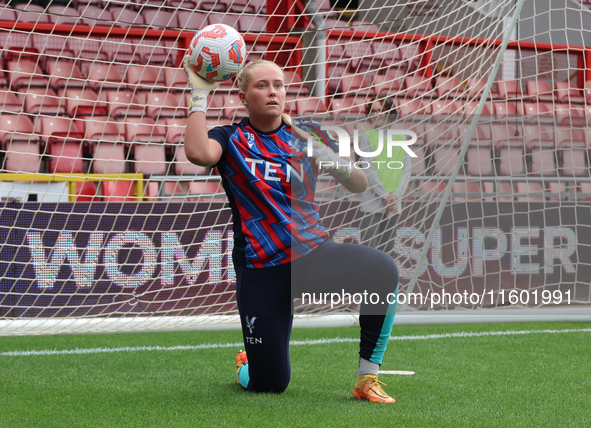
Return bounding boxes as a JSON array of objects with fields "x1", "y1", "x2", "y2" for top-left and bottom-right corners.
[{"x1": 235, "y1": 240, "x2": 399, "y2": 393}]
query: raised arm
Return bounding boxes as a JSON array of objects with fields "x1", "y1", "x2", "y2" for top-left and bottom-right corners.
[{"x1": 182, "y1": 56, "x2": 224, "y2": 167}]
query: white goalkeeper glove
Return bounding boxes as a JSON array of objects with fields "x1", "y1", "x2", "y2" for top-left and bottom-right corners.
[
  {"x1": 304, "y1": 140, "x2": 353, "y2": 180},
  {"x1": 184, "y1": 56, "x2": 219, "y2": 114}
]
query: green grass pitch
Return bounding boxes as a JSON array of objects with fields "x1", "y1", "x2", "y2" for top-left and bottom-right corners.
[{"x1": 1, "y1": 321, "x2": 590, "y2": 427}]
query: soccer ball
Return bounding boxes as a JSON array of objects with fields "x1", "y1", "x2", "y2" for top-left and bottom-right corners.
[{"x1": 187, "y1": 23, "x2": 247, "y2": 82}]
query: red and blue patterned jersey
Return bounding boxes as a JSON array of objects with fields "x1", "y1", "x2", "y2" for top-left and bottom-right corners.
[{"x1": 209, "y1": 118, "x2": 338, "y2": 269}]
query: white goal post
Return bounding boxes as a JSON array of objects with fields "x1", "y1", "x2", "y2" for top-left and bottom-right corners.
[{"x1": 1, "y1": 0, "x2": 591, "y2": 335}]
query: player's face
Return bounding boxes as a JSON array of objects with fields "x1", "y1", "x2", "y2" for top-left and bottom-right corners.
[
  {"x1": 242, "y1": 64, "x2": 286, "y2": 122},
  {"x1": 369, "y1": 101, "x2": 386, "y2": 127}
]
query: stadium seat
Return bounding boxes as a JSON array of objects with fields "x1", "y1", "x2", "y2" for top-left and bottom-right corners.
[
  {"x1": 36, "y1": 116, "x2": 84, "y2": 174},
  {"x1": 429, "y1": 99, "x2": 463, "y2": 119},
  {"x1": 461, "y1": 124, "x2": 495, "y2": 176},
  {"x1": 344, "y1": 41, "x2": 374, "y2": 73},
  {"x1": 31, "y1": 34, "x2": 75, "y2": 66},
  {"x1": 351, "y1": 21, "x2": 380, "y2": 34},
  {"x1": 22, "y1": 87, "x2": 66, "y2": 115},
  {"x1": 329, "y1": 96, "x2": 364, "y2": 118},
  {"x1": 491, "y1": 100, "x2": 521, "y2": 119},
  {"x1": 339, "y1": 73, "x2": 374, "y2": 97},
  {"x1": 102, "y1": 39, "x2": 142, "y2": 65},
  {"x1": 555, "y1": 82, "x2": 585, "y2": 103},
  {"x1": 146, "y1": 92, "x2": 184, "y2": 119},
  {"x1": 7, "y1": 59, "x2": 49, "y2": 91},
  {"x1": 465, "y1": 78, "x2": 488, "y2": 99},
  {"x1": 163, "y1": 67, "x2": 189, "y2": 91},
  {"x1": 326, "y1": 39, "x2": 351, "y2": 92},
  {"x1": 169, "y1": 0, "x2": 198, "y2": 9},
  {"x1": 0, "y1": 7, "x2": 16, "y2": 22},
  {"x1": 284, "y1": 99, "x2": 298, "y2": 115},
  {"x1": 124, "y1": 117, "x2": 168, "y2": 175},
  {"x1": 142, "y1": 43, "x2": 174, "y2": 66},
  {"x1": 14, "y1": 4, "x2": 50, "y2": 24},
  {"x1": 451, "y1": 179, "x2": 481, "y2": 201},
  {"x1": 496, "y1": 80, "x2": 523, "y2": 99},
  {"x1": 101, "y1": 181, "x2": 135, "y2": 202},
  {"x1": 554, "y1": 103, "x2": 586, "y2": 126},
  {"x1": 521, "y1": 101, "x2": 554, "y2": 125},
  {"x1": 187, "y1": 181, "x2": 224, "y2": 200},
  {"x1": 206, "y1": 93, "x2": 225, "y2": 118},
  {"x1": 174, "y1": 10, "x2": 210, "y2": 31},
  {"x1": 47, "y1": 61, "x2": 85, "y2": 91},
  {"x1": 46, "y1": 6, "x2": 81, "y2": 25},
  {"x1": 78, "y1": 5, "x2": 111, "y2": 26},
  {"x1": 426, "y1": 123, "x2": 460, "y2": 175},
  {"x1": 125, "y1": 65, "x2": 162, "y2": 92},
  {"x1": 283, "y1": 71, "x2": 308, "y2": 95},
  {"x1": 463, "y1": 100, "x2": 494, "y2": 119},
  {"x1": 434, "y1": 76, "x2": 465, "y2": 98},
  {"x1": 0, "y1": 114, "x2": 40, "y2": 173},
  {"x1": 372, "y1": 74, "x2": 403, "y2": 96},
  {"x1": 227, "y1": 0, "x2": 259, "y2": 14},
  {"x1": 162, "y1": 117, "x2": 188, "y2": 145},
  {"x1": 60, "y1": 88, "x2": 108, "y2": 117},
  {"x1": 0, "y1": 90, "x2": 21, "y2": 113},
  {"x1": 110, "y1": 6, "x2": 145, "y2": 27},
  {"x1": 584, "y1": 81, "x2": 591, "y2": 103},
  {"x1": 492, "y1": 124, "x2": 526, "y2": 176},
  {"x1": 174, "y1": 146, "x2": 209, "y2": 176},
  {"x1": 555, "y1": 127, "x2": 588, "y2": 177},
  {"x1": 526, "y1": 80, "x2": 555, "y2": 102},
  {"x1": 239, "y1": 15, "x2": 268, "y2": 32},
  {"x1": 144, "y1": 9, "x2": 176, "y2": 28},
  {"x1": 35, "y1": 116, "x2": 80, "y2": 142},
  {"x1": 296, "y1": 97, "x2": 328, "y2": 116},
  {"x1": 515, "y1": 182, "x2": 545, "y2": 202},
  {"x1": 87, "y1": 62, "x2": 126, "y2": 91},
  {"x1": 98, "y1": 89, "x2": 144, "y2": 118},
  {"x1": 395, "y1": 97, "x2": 432, "y2": 120},
  {"x1": 75, "y1": 181, "x2": 99, "y2": 202},
  {"x1": 222, "y1": 94, "x2": 248, "y2": 121},
  {"x1": 371, "y1": 39, "x2": 405, "y2": 74},
  {"x1": 146, "y1": 181, "x2": 186, "y2": 201},
  {"x1": 85, "y1": 119, "x2": 127, "y2": 175},
  {"x1": 522, "y1": 124, "x2": 556, "y2": 176},
  {"x1": 578, "y1": 182, "x2": 591, "y2": 200},
  {"x1": 403, "y1": 75, "x2": 433, "y2": 98}
]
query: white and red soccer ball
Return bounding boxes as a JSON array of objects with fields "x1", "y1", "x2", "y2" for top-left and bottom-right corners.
[{"x1": 187, "y1": 23, "x2": 247, "y2": 82}]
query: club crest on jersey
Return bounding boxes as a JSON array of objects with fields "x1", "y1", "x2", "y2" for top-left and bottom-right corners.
[
  {"x1": 246, "y1": 131, "x2": 256, "y2": 148},
  {"x1": 246, "y1": 315, "x2": 256, "y2": 333}
]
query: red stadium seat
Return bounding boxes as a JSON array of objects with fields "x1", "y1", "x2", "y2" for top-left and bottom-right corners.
[
  {"x1": 22, "y1": 87, "x2": 66, "y2": 115},
  {"x1": 555, "y1": 82, "x2": 585, "y2": 103},
  {"x1": 124, "y1": 117, "x2": 168, "y2": 175},
  {"x1": 492, "y1": 124, "x2": 525, "y2": 176},
  {"x1": 515, "y1": 182, "x2": 545, "y2": 202},
  {"x1": 101, "y1": 181, "x2": 135, "y2": 202},
  {"x1": 7, "y1": 59, "x2": 49, "y2": 91},
  {"x1": 110, "y1": 6, "x2": 145, "y2": 27},
  {"x1": 426, "y1": 123, "x2": 460, "y2": 175},
  {"x1": 452, "y1": 180, "x2": 481, "y2": 201},
  {"x1": 526, "y1": 80, "x2": 555, "y2": 102},
  {"x1": 146, "y1": 92, "x2": 183, "y2": 119},
  {"x1": 162, "y1": 117, "x2": 187, "y2": 144},
  {"x1": 60, "y1": 88, "x2": 108, "y2": 117},
  {"x1": 78, "y1": 5, "x2": 111, "y2": 27},
  {"x1": 125, "y1": 65, "x2": 162, "y2": 92},
  {"x1": 222, "y1": 94, "x2": 248, "y2": 121},
  {"x1": 87, "y1": 62, "x2": 126, "y2": 91},
  {"x1": 520, "y1": 101, "x2": 554, "y2": 124},
  {"x1": 491, "y1": 100, "x2": 521, "y2": 119},
  {"x1": 584, "y1": 81, "x2": 591, "y2": 103},
  {"x1": 496, "y1": 80, "x2": 523, "y2": 99},
  {"x1": 460, "y1": 124, "x2": 495, "y2": 176},
  {"x1": 463, "y1": 100, "x2": 494, "y2": 119},
  {"x1": 344, "y1": 41, "x2": 374, "y2": 73},
  {"x1": 85, "y1": 119, "x2": 127, "y2": 175},
  {"x1": 239, "y1": 15, "x2": 268, "y2": 32},
  {"x1": 187, "y1": 181, "x2": 224, "y2": 200},
  {"x1": 0, "y1": 114, "x2": 40, "y2": 173},
  {"x1": 144, "y1": 9, "x2": 176, "y2": 28},
  {"x1": 101, "y1": 39, "x2": 142, "y2": 64},
  {"x1": 0, "y1": 90, "x2": 21, "y2": 113},
  {"x1": 46, "y1": 6, "x2": 81, "y2": 25},
  {"x1": 47, "y1": 60, "x2": 85, "y2": 91},
  {"x1": 163, "y1": 67, "x2": 189, "y2": 91},
  {"x1": 339, "y1": 73, "x2": 373, "y2": 96},
  {"x1": 31, "y1": 34, "x2": 75, "y2": 66},
  {"x1": 329, "y1": 96, "x2": 364, "y2": 118},
  {"x1": 296, "y1": 97, "x2": 328, "y2": 116},
  {"x1": 0, "y1": 7, "x2": 16, "y2": 22},
  {"x1": 403, "y1": 75, "x2": 433, "y2": 98},
  {"x1": 554, "y1": 103, "x2": 586, "y2": 126},
  {"x1": 429, "y1": 99, "x2": 463, "y2": 118},
  {"x1": 174, "y1": 10, "x2": 210, "y2": 31},
  {"x1": 395, "y1": 97, "x2": 432, "y2": 120},
  {"x1": 371, "y1": 39, "x2": 405, "y2": 74},
  {"x1": 36, "y1": 115, "x2": 84, "y2": 175},
  {"x1": 434, "y1": 76, "x2": 465, "y2": 98},
  {"x1": 14, "y1": 3, "x2": 50, "y2": 24},
  {"x1": 75, "y1": 182, "x2": 99, "y2": 202},
  {"x1": 465, "y1": 78, "x2": 488, "y2": 99},
  {"x1": 98, "y1": 89, "x2": 144, "y2": 118},
  {"x1": 372, "y1": 74, "x2": 403, "y2": 96},
  {"x1": 522, "y1": 124, "x2": 556, "y2": 176},
  {"x1": 555, "y1": 128, "x2": 588, "y2": 177}
]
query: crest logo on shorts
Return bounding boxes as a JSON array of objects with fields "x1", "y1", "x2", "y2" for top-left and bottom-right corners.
[{"x1": 246, "y1": 315, "x2": 257, "y2": 334}]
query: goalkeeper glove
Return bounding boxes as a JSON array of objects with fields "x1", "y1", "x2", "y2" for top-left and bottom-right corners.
[
  {"x1": 184, "y1": 56, "x2": 219, "y2": 114},
  {"x1": 304, "y1": 140, "x2": 353, "y2": 180}
]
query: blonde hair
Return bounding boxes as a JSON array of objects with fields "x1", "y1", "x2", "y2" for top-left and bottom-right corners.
[{"x1": 236, "y1": 59, "x2": 310, "y2": 141}]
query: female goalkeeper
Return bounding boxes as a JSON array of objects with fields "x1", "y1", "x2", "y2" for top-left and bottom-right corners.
[{"x1": 183, "y1": 58, "x2": 400, "y2": 404}]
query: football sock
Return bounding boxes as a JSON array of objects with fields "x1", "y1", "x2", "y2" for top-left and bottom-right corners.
[{"x1": 358, "y1": 357, "x2": 379, "y2": 377}]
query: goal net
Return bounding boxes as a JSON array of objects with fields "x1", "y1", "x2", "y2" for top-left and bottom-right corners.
[{"x1": 1, "y1": 0, "x2": 590, "y2": 335}]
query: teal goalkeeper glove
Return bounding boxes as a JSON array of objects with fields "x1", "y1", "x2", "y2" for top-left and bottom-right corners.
[
  {"x1": 304, "y1": 139, "x2": 353, "y2": 180},
  {"x1": 184, "y1": 56, "x2": 219, "y2": 114}
]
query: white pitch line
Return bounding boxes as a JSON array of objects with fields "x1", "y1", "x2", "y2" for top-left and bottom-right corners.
[{"x1": 1, "y1": 328, "x2": 590, "y2": 357}]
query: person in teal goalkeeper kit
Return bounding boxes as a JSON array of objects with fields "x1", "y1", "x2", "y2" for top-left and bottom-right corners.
[{"x1": 358, "y1": 97, "x2": 411, "y2": 255}]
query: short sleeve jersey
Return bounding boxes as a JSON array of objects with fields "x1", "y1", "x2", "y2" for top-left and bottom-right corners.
[{"x1": 208, "y1": 117, "x2": 338, "y2": 269}]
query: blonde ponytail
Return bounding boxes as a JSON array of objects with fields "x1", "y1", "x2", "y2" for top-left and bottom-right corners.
[{"x1": 282, "y1": 113, "x2": 311, "y2": 141}]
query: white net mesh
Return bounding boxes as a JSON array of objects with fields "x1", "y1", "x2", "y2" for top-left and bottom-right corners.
[{"x1": 0, "y1": 0, "x2": 590, "y2": 334}]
